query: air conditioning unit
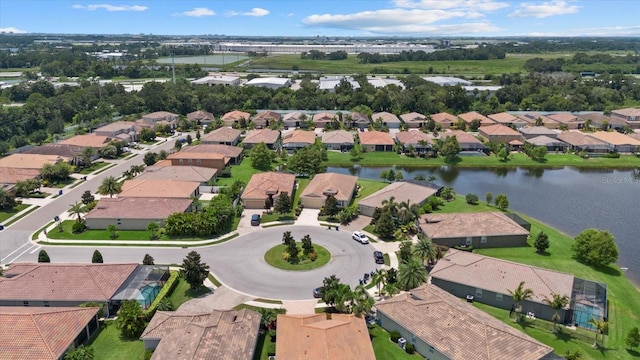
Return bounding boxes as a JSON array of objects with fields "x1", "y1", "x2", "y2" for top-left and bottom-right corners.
[{"x1": 398, "y1": 337, "x2": 407, "y2": 349}]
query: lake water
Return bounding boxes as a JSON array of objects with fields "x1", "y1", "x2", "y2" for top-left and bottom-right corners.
[
  {"x1": 328, "y1": 165, "x2": 640, "y2": 285},
  {"x1": 156, "y1": 54, "x2": 248, "y2": 65}
]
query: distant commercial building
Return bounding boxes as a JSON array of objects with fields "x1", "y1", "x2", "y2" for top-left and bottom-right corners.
[
  {"x1": 215, "y1": 42, "x2": 435, "y2": 54},
  {"x1": 245, "y1": 77, "x2": 291, "y2": 89}
]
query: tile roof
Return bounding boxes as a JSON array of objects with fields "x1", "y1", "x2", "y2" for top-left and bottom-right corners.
[
  {"x1": 0, "y1": 307, "x2": 99, "y2": 360},
  {"x1": 0, "y1": 167, "x2": 40, "y2": 185},
  {"x1": 526, "y1": 135, "x2": 566, "y2": 147},
  {"x1": 577, "y1": 113, "x2": 624, "y2": 125},
  {"x1": 221, "y1": 110, "x2": 251, "y2": 121},
  {"x1": 519, "y1": 126, "x2": 559, "y2": 136},
  {"x1": 253, "y1": 110, "x2": 282, "y2": 122},
  {"x1": 395, "y1": 130, "x2": 433, "y2": 145},
  {"x1": 187, "y1": 110, "x2": 214, "y2": 121},
  {"x1": 371, "y1": 112, "x2": 401, "y2": 124},
  {"x1": 119, "y1": 179, "x2": 200, "y2": 198},
  {"x1": 22, "y1": 144, "x2": 82, "y2": 158},
  {"x1": 282, "y1": 111, "x2": 306, "y2": 122},
  {"x1": 358, "y1": 131, "x2": 395, "y2": 146},
  {"x1": 143, "y1": 111, "x2": 178, "y2": 119},
  {"x1": 243, "y1": 129, "x2": 280, "y2": 145},
  {"x1": 588, "y1": 131, "x2": 640, "y2": 146},
  {"x1": 431, "y1": 249, "x2": 575, "y2": 305},
  {"x1": 179, "y1": 144, "x2": 243, "y2": 158},
  {"x1": 0, "y1": 263, "x2": 138, "y2": 302},
  {"x1": 488, "y1": 112, "x2": 518, "y2": 123},
  {"x1": 58, "y1": 134, "x2": 111, "y2": 148},
  {"x1": 375, "y1": 284, "x2": 554, "y2": 360},
  {"x1": 141, "y1": 309, "x2": 261, "y2": 360},
  {"x1": 556, "y1": 131, "x2": 610, "y2": 147},
  {"x1": 322, "y1": 130, "x2": 355, "y2": 144},
  {"x1": 547, "y1": 113, "x2": 582, "y2": 125},
  {"x1": 0, "y1": 153, "x2": 67, "y2": 169},
  {"x1": 301, "y1": 173, "x2": 357, "y2": 202},
  {"x1": 313, "y1": 112, "x2": 337, "y2": 122},
  {"x1": 167, "y1": 151, "x2": 225, "y2": 161},
  {"x1": 137, "y1": 165, "x2": 217, "y2": 183},
  {"x1": 611, "y1": 107, "x2": 640, "y2": 117},
  {"x1": 94, "y1": 121, "x2": 136, "y2": 133},
  {"x1": 349, "y1": 112, "x2": 370, "y2": 124},
  {"x1": 86, "y1": 197, "x2": 193, "y2": 220},
  {"x1": 358, "y1": 181, "x2": 439, "y2": 209},
  {"x1": 283, "y1": 130, "x2": 316, "y2": 145},
  {"x1": 242, "y1": 172, "x2": 296, "y2": 200},
  {"x1": 516, "y1": 113, "x2": 559, "y2": 127},
  {"x1": 479, "y1": 124, "x2": 522, "y2": 136},
  {"x1": 400, "y1": 112, "x2": 426, "y2": 123},
  {"x1": 446, "y1": 130, "x2": 485, "y2": 145},
  {"x1": 200, "y1": 127, "x2": 242, "y2": 143},
  {"x1": 276, "y1": 313, "x2": 375, "y2": 360},
  {"x1": 418, "y1": 211, "x2": 529, "y2": 239},
  {"x1": 457, "y1": 111, "x2": 495, "y2": 125},
  {"x1": 431, "y1": 112, "x2": 457, "y2": 124}
]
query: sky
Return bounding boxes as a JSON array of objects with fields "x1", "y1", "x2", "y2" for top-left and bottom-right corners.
[{"x1": 1, "y1": 0, "x2": 640, "y2": 37}]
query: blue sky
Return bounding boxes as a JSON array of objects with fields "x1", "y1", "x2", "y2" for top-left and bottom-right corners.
[{"x1": 1, "y1": 0, "x2": 639, "y2": 37}]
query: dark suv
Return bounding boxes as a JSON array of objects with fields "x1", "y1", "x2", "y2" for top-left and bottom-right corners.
[
  {"x1": 250, "y1": 214, "x2": 261, "y2": 226},
  {"x1": 373, "y1": 251, "x2": 384, "y2": 264}
]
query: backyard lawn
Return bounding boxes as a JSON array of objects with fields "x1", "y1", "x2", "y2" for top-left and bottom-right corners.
[
  {"x1": 167, "y1": 276, "x2": 211, "y2": 310},
  {"x1": 369, "y1": 324, "x2": 422, "y2": 359},
  {"x1": 0, "y1": 203, "x2": 29, "y2": 222},
  {"x1": 89, "y1": 321, "x2": 146, "y2": 360},
  {"x1": 353, "y1": 179, "x2": 388, "y2": 205}
]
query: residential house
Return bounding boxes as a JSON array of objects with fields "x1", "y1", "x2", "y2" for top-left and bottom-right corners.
[
  {"x1": 137, "y1": 165, "x2": 218, "y2": 184},
  {"x1": 516, "y1": 113, "x2": 560, "y2": 129},
  {"x1": 300, "y1": 172, "x2": 357, "y2": 209},
  {"x1": 93, "y1": 121, "x2": 137, "y2": 140},
  {"x1": 348, "y1": 112, "x2": 370, "y2": 130},
  {"x1": 0, "y1": 167, "x2": 41, "y2": 189},
  {"x1": 526, "y1": 135, "x2": 567, "y2": 152},
  {"x1": 441, "y1": 130, "x2": 487, "y2": 152},
  {"x1": 167, "y1": 150, "x2": 229, "y2": 170},
  {"x1": 86, "y1": 197, "x2": 193, "y2": 230},
  {"x1": 58, "y1": 134, "x2": 112, "y2": 149},
  {"x1": 417, "y1": 211, "x2": 530, "y2": 248},
  {"x1": 0, "y1": 307, "x2": 100, "y2": 360},
  {"x1": 282, "y1": 130, "x2": 316, "y2": 152},
  {"x1": 557, "y1": 131, "x2": 610, "y2": 154},
  {"x1": 400, "y1": 112, "x2": 427, "y2": 129},
  {"x1": 140, "y1": 308, "x2": 261, "y2": 360},
  {"x1": 457, "y1": 111, "x2": 495, "y2": 127},
  {"x1": 395, "y1": 130, "x2": 433, "y2": 154},
  {"x1": 200, "y1": 127, "x2": 241, "y2": 146},
  {"x1": 191, "y1": 74, "x2": 241, "y2": 86},
  {"x1": 179, "y1": 144, "x2": 243, "y2": 164},
  {"x1": 322, "y1": 130, "x2": 355, "y2": 151},
  {"x1": 221, "y1": 110, "x2": 251, "y2": 127},
  {"x1": 0, "y1": 263, "x2": 168, "y2": 317},
  {"x1": 375, "y1": 284, "x2": 554, "y2": 360},
  {"x1": 488, "y1": 112, "x2": 527, "y2": 128},
  {"x1": 0, "y1": 153, "x2": 68, "y2": 170},
  {"x1": 431, "y1": 112, "x2": 457, "y2": 129},
  {"x1": 312, "y1": 112, "x2": 338, "y2": 129},
  {"x1": 119, "y1": 179, "x2": 200, "y2": 199},
  {"x1": 358, "y1": 180, "x2": 439, "y2": 217},
  {"x1": 358, "y1": 131, "x2": 394, "y2": 152},
  {"x1": 282, "y1": 112, "x2": 308, "y2": 129},
  {"x1": 252, "y1": 110, "x2": 281, "y2": 128},
  {"x1": 241, "y1": 172, "x2": 296, "y2": 209},
  {"x1": 577, "y1": 113, "x2": 624, "y2": 130},
  {"x1": 22, "y1": 144, "x2": 84, "y2": 165},
  {"x1": 276, "y1": 314, "x2": 375, "y2": 360},
  {"x1": 242, "y1": 129, "x2": 281, "y2": 150},
  {"x1": 518, "y1": 126, "x2": 560, "y2": 140},
  {"x1": 187, "y1": 110, "x2": 215, "y2": 126},
  {"x1": 142, "y1": 111, "x2": 179, "y2": 129},
  {"x1": 588, "y1": 131, "x2": 640, "y2": 153},
  {"x1": 245, "y1": 77, "x2": 291, "y2": 89},
  {"x1": 610, "y1": 107, "x2": 640, "y2": 129},
  {"x1": 547, "y1": 113, "x2": 585, "y2": 130},
  {"x1": 479, "y1": 124, "x2": 524, "y2": 144},
  {"x1": 371, "y1": 112, "x2": 401, "y2": 129}
]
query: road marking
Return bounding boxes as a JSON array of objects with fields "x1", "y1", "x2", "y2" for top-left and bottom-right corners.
[
  {"x1": 29, "y1": 246, "x2": 42, "y2": 254},
  {"x1": 1, "y1": 241, "x2": 32, "y2": 262},
  {"x1": 8, "y1": 244, "x2": 38, "y2": 264}
]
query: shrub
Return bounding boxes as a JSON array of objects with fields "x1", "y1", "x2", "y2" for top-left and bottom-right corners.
[
  {"x1": 72, "y1": 222, "x2": 87, "y2": 234},
  {"x1": 405, "y1": 343, "x2": 415, "y2": 354},
  {"x1": 389, "y1": 330, "x2": 401, "y2": 343},
  {"x1": 454, "y1": 245, "x2": 474, "y2": 252},
  {"x1": 80, "y1": 301, "x2": 105, "y2": 318},
  {"x1": 308, "y1": 251, "x2": 317, "y2": 261},
  {"x1": 465, "y1": 193, "x2": 479, "y2": 205},
  {"x1": 603, "y1": 152, "x2": 620, "y2": 158},
  {"x1": 144, "y1": 271, "x2": 179, "y2": 319},
  {"x1": 84, "y1": 200, "x2": 98, "y2": 212}
]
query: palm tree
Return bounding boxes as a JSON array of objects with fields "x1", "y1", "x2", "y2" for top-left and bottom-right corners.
[
  {"x1": 98, "y1": 176, "x2": 122, "y2": 198},
  {"x1": 397, "y1": 258, "x2": 428, "y2": 291},
  {"x1": 383, "y1": 282, "x2": 400, "y2": 298},
  {"x1": 351, "y1": 285, "x2": 374, "y2": 317},
  {"x1": 372, "y1": 268, "x2": 387, "y2": 297},
  {"x1": 413, "y1": 236, "x2": 437, "y2": 266},
  {"x1": 542, "y1": 293, "x2": 570, "y2": 333},
  {"x1": 508, "y1": 281, "x2": 534, "y2": 322},
  {"x1": 588, "y1": 317, "x2": 608, "y2": 348},
  {"x1": 39, "y1": 163, "x2": 56, "y2": 181},
  {"x1": 332, "y1": 285, "x2": 354, "y2": 314},
  {"x1": 68, "y1": 202, "x2": 87, "y2": 223},
  {"x1": 130, "y1": 164, "x2": 144, "y2": 176}
]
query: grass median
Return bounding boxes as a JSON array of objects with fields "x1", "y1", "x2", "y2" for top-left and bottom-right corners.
[{"x1": 264, "y1": 244, "x2": 330, "y2": 271}]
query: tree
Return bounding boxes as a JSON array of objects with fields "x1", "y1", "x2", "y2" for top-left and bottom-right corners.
[
  {"x1": 288, "y1": 145, "x2": 325, "y2": 176},
  {"x1": 440, "y1": 187, "x2": 455, "y2": 201},
  {"x1": 143, "y1": 152, "x2": 157, "y2": 166},
  {"x1": 250, "y1": 142, "x2": 274, "y2": 170},
  {"x1": 542, "y1": 293, "x2": 569, "y2": 333},
  {"x1": 13, "y1": 178, "x2": 41, "y2": 197},
  {"x1": 397, "y1": 259, "x2": 428, "y2": 291},
  {"x1": 322, "y1": 195, "x2": 340, "y2": 218},
  {"x1": 274, "y1": 191, "x2": 291, "y2": 214},
  {"x1": 286, "y1": 237, "x2": 299, "y2": 264},
  {"x1": 301, "y1": 234, "x2": 314, "y2": 256},
  {"x1": 92, "y1": 250, "x2": 103, "y2": 263},
  {"x1": 174, "y1": 139, "x2": 182, "y2": 150},
  {"x1": 465, "y1": 193, "x2": 479, "y2": 205},
  {"x1": 413, "y1": 236, "x2": 436, "y2": 265},
  {"x1": 626, "y1": 327, "x2": 640, "y2": 349},
  {"x1": 383, "y1": 282, "x2": 400, "y2": 298},
  {"x1": 534, "y1": 231, "x2": 550, "y2": 253},
  {"x1": 321, "y1": 275, "x2": 343, "y2": 308},
  {"x1": 64, "y1": 345, "x2": 94, "y2": 360},
  {"x1": 282, "y1": 231, "x2": 294, "y2": 246},
  {"x1": 68, "y1": 202, "x2": 87, "y2": 223},
  {"x1": 115, "y1": 300, "x2": 146, "y2": 339},
  {"x1": 372, "y1": 268, "x2": 387, "y2": 297},
  {"x1": 398, "y1": 240, "x2": 413, "y2": 263},
  {"x1": 352, "y1": 285, "x2": 374, "y2": 317},
  {"x1": 494, "y1": 193, "x2": 509, "y2": 210},
  {"x1": 147, "y1": 222, "x2": 160, "y2": 240},
  {"x1": 530, "y1": 146, "x2": 547, "y2": 162},
  {"x1": 440, "y1": 135, "x2": 460, "y2": 163},
  {"x1": 508, "y1": 281, "x2": 534, "y2": 321},
  {"x1": 107, "y1": 225, "x2": 118, "y2": 240},
  {"x1": 81, "y1": 190, "x2": 95, "y2": 205},
  {"x1": 180, "y1": 251, "x2": 210, "y2": 290},
  {"x1": 186, "y1": 134, "x2": 193, "y2": 145},
  {"x1": 97, "y1": 176, "x2": 122, "y2": 198},
  {"x1": 156, "y1": 298, "x2": 174, "y2": 311},
  {"x1": 485, "y1": 192, "x2": 493, "y2": 204},
  {"x1": 375, "y1": 210, "x2": 395, "y2": 239},
  {"x1": 139, "y1": 127, "x2": 156, "y2": 142},
  {"x1": 0, "y1": 188, "x2": 16, "y2": 210},
  {"x1": 38, "y1": 249, "x2": 50, "y2": 263},
  {"x1": 79, "y1": 147, "x2": 95, "y2": 168},
  {"x1": 572, "y1": 229, "x2": 618, "y2": 268},
  {"x1": 497, "y1": 146, "x2": 510, "y2": 161},
  {"x1": 142, "y1": 253, "x2": 155, "y2": 265},
  {"x1": 588, "y1": 317, "x2": 608, "y2": 348}
]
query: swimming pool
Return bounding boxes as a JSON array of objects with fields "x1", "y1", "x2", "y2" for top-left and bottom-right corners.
[
  {"x1": 138, "y1": 282, "x2": 161, "y2": 308},
  {"x1": 573, "y1": 303, "x2": 601, "y2": 329}
]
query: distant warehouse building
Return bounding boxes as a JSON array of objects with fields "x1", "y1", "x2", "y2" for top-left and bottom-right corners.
[{"x1": 245, "y1": 77, "x2": 291, "y2": 89}]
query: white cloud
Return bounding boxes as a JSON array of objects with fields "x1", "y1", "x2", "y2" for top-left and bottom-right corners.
[
  {"x1": 509, "y1": 0, "x2": 578, "y2": 18},
  {"x1": 520, "y1": 25, "x2": 640, "y2": 37},
  {"x1": 0, "y1": 27, "x2": 27, "y2": 34},
  {"x1": 227, "y1": 7, "x2": 270, "y2": 17},
  {"x1": 393, "y1": 0, "x2": 509, "y2": 11},
  {"x1": 180, "y1": 7, "x2": 215, "y2": 17},
  {"x1": 72, "y1": 4, "x2": 148, "y2": 12}
]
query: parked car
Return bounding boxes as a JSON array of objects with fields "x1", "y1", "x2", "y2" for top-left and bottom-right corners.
[
  {"x1": 0, "y1": 224, "x2": 4, "y2": 231},
  {"x1": 313, "y1": 287, "x2": 323, "y2": 298},
  {"x1": 250, "y1": 214, "x2": 261, "y2": 226},
  {"x1": 352, "y1": 231, "x2": 369, "y2": 244},
  {"x1": 373, "y1": 251, "x2": 384, "y2": 264}
]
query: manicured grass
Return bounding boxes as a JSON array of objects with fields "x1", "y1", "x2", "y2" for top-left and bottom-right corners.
[
  {"x1": 264, "y1": 244, "x2": 331, "y2": 270},
  {"x1": 47, "y1": 220, "x2": 157, "y2": 240},
  {"x1": 438, "y1": 195, "x2": 496, "y2": 213},
  {"x1": 89, "y1": 321, "x2": 145, "y2": 360},
  {"x1": 94, "y1": 163, "x2": 117, "y2": 175},
  {"x1": 22, "y1": 191, "x2": 49, "y2": 198},
  {"x1": 207, "y1": 273, "x2": 222, "y2": 287},
  {"x1": 5, "y1": 205, "x2": 39, "y2": 226},
  {"x1": 167, "y1": 276, "x2": 211, "y2": 310},
  {"x1": 353, "y1": 179, "x2": 388, "y2": 205},
  {"x1": 78, "y1": 161, "x2": 109, "y2": 174},
  {"x1": 383, "y1": 253, "x2": 391, "y2": 266},
  {"x1": 216, "y1": 159, "x2": 262, "y2": 186},
  {"x1": 0, "y1": 203, "x2": 29, "y2": 223},
  {"x1": 253, "y1": 333, "x2": 276, "y2": 360},
  {"x1": 47, "y1": 178, "x2": 76, "y2": 188},
  {"x1": 369, "y1": 324, "x2": 422, "y2": 359},
  {"x1": 253, "y1": 298, "x2": 283, "y2": 304}
]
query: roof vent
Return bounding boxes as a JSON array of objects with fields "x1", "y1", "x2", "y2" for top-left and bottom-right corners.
[{"x1": 232, "y1": 315, "x2": 238, "y2": 322}]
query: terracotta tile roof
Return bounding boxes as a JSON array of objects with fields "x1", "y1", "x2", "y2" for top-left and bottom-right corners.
[
  {"x1": 276, "y1": 313, "x2": 375, "y2": 360},
  {"x1": 628, "y1": 132, "x2": 640, "y2": 141},
  {"x1": 94, "y1": 121, "x2": 136, "y2": 133},
  {"x1": 516, "y1": 113, "x2": 559, "y2": 127},
  {"x1": 313, "y1": 112, "x2": 337, "y2": 122},
  {"x1": 0, "y1": 153, "x2": 67, "y2": 169},
  {"x1": 446, "y1": 130, "x2": 484, "y2": 145},
  {"x1": 138, "y1": 165, "x2": 216, "y2": 183},
  {"x1": 611, "y1": 107, "x2": 640, "y2": 117},
  {"x1": 519, "y1": 126, "x2": 559, "y2": 136},
  {"x1": 358, "y1": 131, "x2": 394, "y2": 146},
  {"x1": 418, "y1": 211, "x2": 529, "y2": 239},
  {"x1": 243, "y1": 129, "x2": 280, "y2": 145},
  {"x1": 253, "y1": 110, "x2": 282, "y2": 122},
  {"x1": 588, "y1": 131, "x2": 640, "y2": 146},
  {"x1": 283, "y1": 130, "x2": 316, "y2": 145},
  {"x1": 509, "y1": 139, "x2": 523, "y2": 145},
  {"x1": 322, "y1": 130, "x2": 355, "y2": 144},
  {"x1": 283, "y1": 111, "x2": 306, "y2": 122},
  {"x1": 242, "y1": 172, "x2": 295, "y2": 200},
  {"x1": 526, "y1": 135, "x2": 566, "y2": 147},
  {"x1": 22, "y1": 144, "x2": 82, "y2": 158},
  {"x1": 349, "y1": 112, "x2": 370, "y2": 124},
  {"x1": 359, "y1": 181, "x2": 438, "y2": 209},
  {"x1": 479, "y1": 124, "x2": 522, "y2": 136},
  {"x1": 86, "y1": 197, "x2": 192, "y2": 220},
  {"x1": 0, "y1": 263, "x2": 138, "y2": 302},
  {"x1": 301, "y1": 173, "x2": 357, "y2": 202},
  {"x1": 119, "y1": 179, "x2": 200, "y2": 198},
  {"x1": 59, "y1": 134, "x2": 111, "y2": 148},
  {"x1": 201, "y1": 127, "x2": 242, "y2": 143},
  {"x1": 577, "y1": 113, "x2": 624, "y2": 125},
  {"x1": 187, "y1": 110, "x2": 214, "y2": 121},
  {"x1": 375, "y1": 284, "x2": 554, "y2": 360},
  {"x1": 141, "y1": 309, "x2": 261, "y2": 360},
  {"x1": 179, "y1": 144, "x2": 243, "y2": 158},
  {"x1": 0, "y1": 167, "x2": 40, "y2": 185},
  {"x1": 400, "y1": 112, "x2": 426, "y2": 123},
  {"x1": 395, "y1": 130, "x2": 432, "y2": 145},
  {"x1": 431, "y1": 112, "x2": 457, "y2": 124},
  {"x1": 167, "y1": 151, "x2": 225, "y2": 161},
  {"x1": 488, "y1": 112, "x2": 518, "y2": 123},
  {"x1": 431, "y1": 249, "x2": 574, "y2": 305},
  {"x1": 457, "y1": 111, "x2": 495, "y2": 125},
  {"x1": 222, "y1": 110, "x2": 251, "y2": 121},
  {"x1": 372, "y1": 112, "x2": 401, "y2": 124},
  {"x1": 557, "y1": 131, "x2": 610, "y2": 147},
  {"x1": 547, "y1": 113, "x2": 582, "y2": 125},
  {"x1": 0, "y1": 307, "x2": 99, "y2": 360},
  {"x1": 143, "y1": 111, "x2": 178, "y2": 119}
]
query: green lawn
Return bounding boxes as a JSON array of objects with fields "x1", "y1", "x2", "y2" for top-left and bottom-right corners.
[
  {"x1": 89, "y1": 321, "x2": 146, "y2": 360},
  {"x1": 216, "y1": 158, "x2": 263, "y2": 186},
  {"x1": 0, "y1": 203, "x2": 29, "y2": 222},
  {"x1": 167, "y1": 276, "x2": 212, "y2": 310},
  {"x1": 47, "y1": 220, "x2": 157, "y2": 240},
  {"x1": 253, "y1": 333, "x2": 277, "y2": 360},
  {"x1": 78, "y1": 161, "x2": 110, "y2": 174},
  {"x1": 264, "y1": 244, "x2": 331, "y2": 270},
  {"x1": 353, "y1": 179, "x2": 388, "y2": 205},
  {"x1": 438, "y1": 196, "x2": 496, "y2": 213},
  {"x1": 369, "y1": 325, "x2": 422, "y2": 359}
]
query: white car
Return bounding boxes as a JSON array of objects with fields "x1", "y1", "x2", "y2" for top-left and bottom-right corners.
[{"x1": 352, "y1": 231, "x2": 369, "y2": 244}]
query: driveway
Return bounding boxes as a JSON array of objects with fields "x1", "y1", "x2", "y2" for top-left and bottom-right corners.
[{"x1": 177, "y1": 286, "x2": 253, "y2": 313}]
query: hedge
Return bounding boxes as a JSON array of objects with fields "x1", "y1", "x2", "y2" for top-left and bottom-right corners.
[{"x1": 144, "y1": 271, "x2": 180, "y2": 319}]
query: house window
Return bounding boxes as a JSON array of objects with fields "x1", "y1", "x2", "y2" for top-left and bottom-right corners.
[
  {"x1": 196, "y1": 159, "x2": 201, "y2": 165},
  {"x1": 23, "y1": 301, "x2": 29, "y2": 307},
  {"x1": 179, "y1": 159, "x2": 184, "y2": 165},
  {"x1": 475, "y1": 289, "x2": 483, "y2": 298},
  {"x1": 496, "y1": 293, "x2": 503, "y2": 301},
  {"x1": 466, "y1": 237, "x2": 472, "y2": 245},
  {"x1": 481, "y1": 236, "x2": 487, "y2": 244},
  {"x1": 429, "y1": 346, "x2": 435, "y2": 353},
  {"x1": 188, "y1": 159, "x2": 193, "y2": 165},
  {"x1": 117, "y1": 219, "x2": 121, "y2": 225},
  {"x1": 44, "y1": 301, "x2": 50, "y2": 307}
]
